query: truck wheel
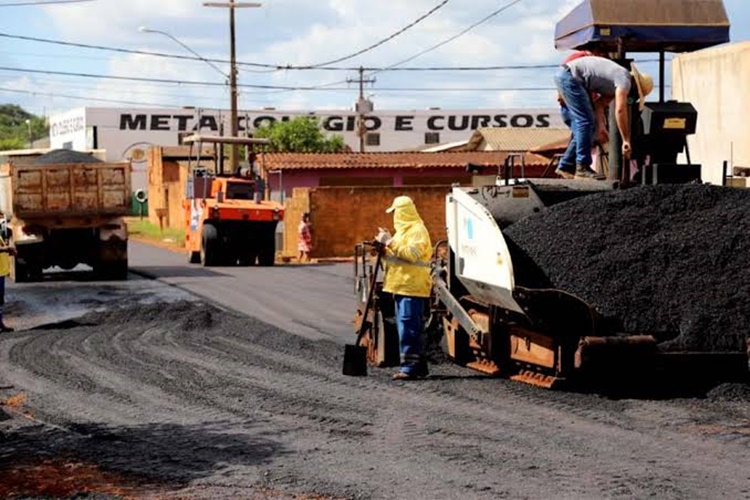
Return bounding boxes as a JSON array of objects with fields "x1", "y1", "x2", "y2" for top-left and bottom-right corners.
[
  {"x1": 188, "y1": 251, "x2": 201, "y2": 264},
  {"x1": 258, "y1": 247, "x2": 275, "y2": 266},
  {"x1": 200, "y1": 224, "x2": 219, "y2": 266},
  {"x1": 11, "y1": 258, "x2": 30, "y2": 283},
  {"x1": 97, "y1": 259, "x2": 128, "y2": 280},
  {"x1": 257, "y1": 229, "x2": 276, "y2": 267},
  {"x1": 112, "y1": 259, "x2": 129, "y2": 280}
]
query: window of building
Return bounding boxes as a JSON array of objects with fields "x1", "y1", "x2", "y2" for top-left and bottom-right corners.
[
  {"x1": 425, "y1": 132, "x2": 440, "y2": 145},
  {"x1": 365, "y1": 133, "x2": 380, "y2": 146}
]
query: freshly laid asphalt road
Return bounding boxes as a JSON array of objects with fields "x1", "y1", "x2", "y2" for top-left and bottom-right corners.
[
  {"x1": 128, "y1": 241, "x2": 357, "y2": 343},
  {"x1": 0, "y1": 241, "x2": 749, "y2": 499}
]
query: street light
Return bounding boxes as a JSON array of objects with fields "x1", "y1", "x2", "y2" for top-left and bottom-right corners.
[
  {"x1": 203, "y1": 1, "x2": 262, "y2": 173},
  {"x1": 24, "y1": 119, "x2": 31, "y2": 148},
  {"x1": 138, "y1": 26, "x2": 228, "y2": 80}
]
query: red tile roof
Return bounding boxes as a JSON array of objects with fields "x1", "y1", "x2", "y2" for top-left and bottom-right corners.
[
  {"x1": 261, "y1": 151, "x2": 551, "y2": 171},
  {"x1": 531, "y1": 137, "x2": 570, "y2": 156}
]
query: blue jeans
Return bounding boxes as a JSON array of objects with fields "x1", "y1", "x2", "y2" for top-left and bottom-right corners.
[
  {"x1": 394, "y1": 295, "x2": 426, "y2": 374},
  {"x1": 555, "y1": 67, "x2": 595, "y2": 170},
  {"x1": 0, "y1": 276, "x2": 5, "y2": 323}
]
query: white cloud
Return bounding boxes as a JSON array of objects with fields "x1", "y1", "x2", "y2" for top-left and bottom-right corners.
[{"x1": 2, "y1": 0, "x2": 744, "y2": 115}]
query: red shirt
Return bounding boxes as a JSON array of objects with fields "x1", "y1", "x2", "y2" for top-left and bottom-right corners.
[{"x1": 562, "y1": 50, "x2": 593, "y2": 65}]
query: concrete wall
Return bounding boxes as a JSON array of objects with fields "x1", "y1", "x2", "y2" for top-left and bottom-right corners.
[
  {"x1": 147, "y1": 147, "x2": 215, "y2": 230},
  {"x1": 283, "y1": 186, "x2": 451, "y2": 258},
  {"x1": 672, "y1": 42, "x2": 750, "y2": 185}
]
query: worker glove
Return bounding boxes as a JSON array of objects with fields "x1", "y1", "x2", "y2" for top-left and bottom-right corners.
[{"x1": 375, "y1": 228, "x2": 393, "y2": 247}]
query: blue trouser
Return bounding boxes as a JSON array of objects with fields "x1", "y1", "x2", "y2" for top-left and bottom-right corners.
[
  {"x1": 555, "y1": 66, "x2": 596, "y2": 170},
  {"x1": 394, "y1": 295, "x2": 426, "y2": 374},
  {"x1": 0, "y1": 276, "x2": 5, "y2": 323}
]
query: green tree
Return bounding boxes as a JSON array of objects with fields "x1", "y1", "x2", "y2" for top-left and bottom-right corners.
[
  {"x1": 0, "y1": 137, "x2": 25, "y2": 150},
  {"x1": 0, "y1": 104, "x2": 48, "y2": 151},
  {"x1": 254, "y1": 116, "x2": 346, "y2": 153}
]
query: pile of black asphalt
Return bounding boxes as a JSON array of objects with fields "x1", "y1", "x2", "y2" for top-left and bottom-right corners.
[
  {"x1": 31, "y1": 149, "x2": 103, "y2": 165},
  {"x1": 504, "y1": 184, "x2": 750, "y2": 352}
]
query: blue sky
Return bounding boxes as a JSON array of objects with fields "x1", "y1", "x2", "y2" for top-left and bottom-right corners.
[{"x1": 1, "y1": 0, "x2": 748, "y2": 117}]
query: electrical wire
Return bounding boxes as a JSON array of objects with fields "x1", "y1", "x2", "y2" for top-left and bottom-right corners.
[
  {"x1": 298, "y1": 0, "x2": 527, "y2": 92},
  {"x1": 0, "y1": 32, "x2": 278, "y2": 70},
  {"x1": 0, "y1": 65, "x2": 553, "y2": 91},
  {"x1": 0, "y1": 86, "x2": 172, "y2": 106},
  {"x1": 380, "y1": 0, "x2": 525, "y2": 71},
  {"x1": 298, "y1": 0, "x2": 451, "y2": 68},
  {"x1": 0, "y1": 64, "x2": 669, "y2": 92},
  {"x1": 0, "y1": 0, "x2": 94, "y2": 6},
  {"x1": 0, "y1": 31, "x2": 668, "y2": 73}
]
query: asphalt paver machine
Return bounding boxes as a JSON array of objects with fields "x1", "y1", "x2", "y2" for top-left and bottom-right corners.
[{"x1": 352, "y1": 1, "x2": 747, "y2": 390}]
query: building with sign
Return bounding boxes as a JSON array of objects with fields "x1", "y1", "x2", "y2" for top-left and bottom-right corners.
[{"x1": 48, "y1": 106, "x2": 563, "y2": 190}]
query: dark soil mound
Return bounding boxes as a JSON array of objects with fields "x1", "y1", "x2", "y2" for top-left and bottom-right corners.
[
  {"x1": 706, "y1": 383, "x2": 750, "y2": 402},
  {"x1": 31, "y1": 149, "x2": 102, "y2": 165},
  {"x1": 504, "y1": 184, "x2": 750, "y2": 352}
]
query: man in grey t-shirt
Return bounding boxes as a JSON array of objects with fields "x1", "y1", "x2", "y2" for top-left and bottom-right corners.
[{"x1": 554, "y1": 56, "x2": 653, "y2": 179}]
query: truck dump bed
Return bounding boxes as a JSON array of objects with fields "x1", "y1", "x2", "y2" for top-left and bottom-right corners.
[{"x1": 4, "y1": 162, "x2": 132, "y2": 219}]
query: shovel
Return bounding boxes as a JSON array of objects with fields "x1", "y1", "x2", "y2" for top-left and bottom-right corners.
[{"x1": 343, "y1": 245, "x2": 383, "y2": 376}]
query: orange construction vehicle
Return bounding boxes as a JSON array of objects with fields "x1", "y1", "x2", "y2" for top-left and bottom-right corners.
[{"x1": 182, "y1": 135, "x2": 283, "y2": 267}]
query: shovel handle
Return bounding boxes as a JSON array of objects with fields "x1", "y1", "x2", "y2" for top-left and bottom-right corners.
[{"x1": 354, "y1": 244, "x2": 384, "y2": 347}]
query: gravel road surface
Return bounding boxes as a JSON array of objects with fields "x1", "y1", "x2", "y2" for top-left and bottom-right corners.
[{"x1": 1, "y1": 245, "x2": 749, "y2": 498}]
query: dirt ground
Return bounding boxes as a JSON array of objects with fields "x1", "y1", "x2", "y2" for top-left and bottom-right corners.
[{"x1": 1, "y1": 285, "x2": 750, "y2": 499}]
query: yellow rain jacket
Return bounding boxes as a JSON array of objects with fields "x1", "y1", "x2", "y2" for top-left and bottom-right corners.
[
  {"x1": 382, "y1": 198, "x2": 433, "y2": 298},
  {"x1": 0, "y1": 236, "x2": 9, "y2": 277}
]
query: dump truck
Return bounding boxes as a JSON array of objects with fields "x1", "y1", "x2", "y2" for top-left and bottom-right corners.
[
  {"x1": 0, "y1": 149, "x2": 131, "y2": 282},
  {"x1": 182, "y1": 135, "x2": 284, "y2": 266}
]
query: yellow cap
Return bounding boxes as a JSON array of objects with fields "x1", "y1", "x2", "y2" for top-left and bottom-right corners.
[{"x1": 385, "y1": 195, "x2": 415, "y2": 213}]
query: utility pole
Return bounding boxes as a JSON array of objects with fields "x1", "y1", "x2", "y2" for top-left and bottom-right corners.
[
  {"x1": 204, "y1": 1, "x2": 261, "y2": 172},
  {"x1": 348, "y1": 67, "x2": 375, "y2": 153}
]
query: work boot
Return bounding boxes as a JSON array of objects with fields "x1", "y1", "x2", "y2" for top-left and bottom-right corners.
[
  {"x1": 555, "y1": 168, "x2": 575, "y2": 180},
  {"x1": 413, "y1": 362, "x2": 430, "y2": 378},
  {"x1": 392, "y1": 371, "x2": 418, "y2": 381},
  {"x1": 574, "y1": 166, "x2": 596, "y2": 179}
]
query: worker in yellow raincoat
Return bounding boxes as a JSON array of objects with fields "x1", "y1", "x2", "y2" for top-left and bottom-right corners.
[
  {"x1": 375, "y1": 196, "x2": 432, "y2": 380},
  {"x1": 0, "y1": 233, "x2": 15, "y2": 332}
]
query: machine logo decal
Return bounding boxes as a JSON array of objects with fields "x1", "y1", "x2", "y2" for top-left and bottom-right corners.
[{"x1": 464, "y1": 217, "x2": 474, "y2": 240}]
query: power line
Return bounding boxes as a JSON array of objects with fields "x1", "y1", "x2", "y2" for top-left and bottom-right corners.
[
  {"x1": 0, "y1": 0, "x2": 94, "y2": 6},
  {"x1": 2, "y1": 78, "x2": 229, "y2": 101},
  {"x1": 382, "y1": 0, "x2": 525, "y2": 71},
  {"x1": 300, "y1": 0, "x2": 451, "y2": 68},
  {"x1": 302, "y1": 0, "x2": 527, "y2": 93},
  {"x1": 0, "y1": 30, "x2": 668, "y2": 73},
  {"x1": 0, "y1": 64, "x2": 669, "y2": 92},
  {"x1": 0, "y1": 65, "x2": 282, "y2": 89},
  {"x1": 0, "y1": 31, "x2": 278, "y2": 70},
  {"x1": 0, "y1": 86, "x2": 173, "y2": 107}
]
